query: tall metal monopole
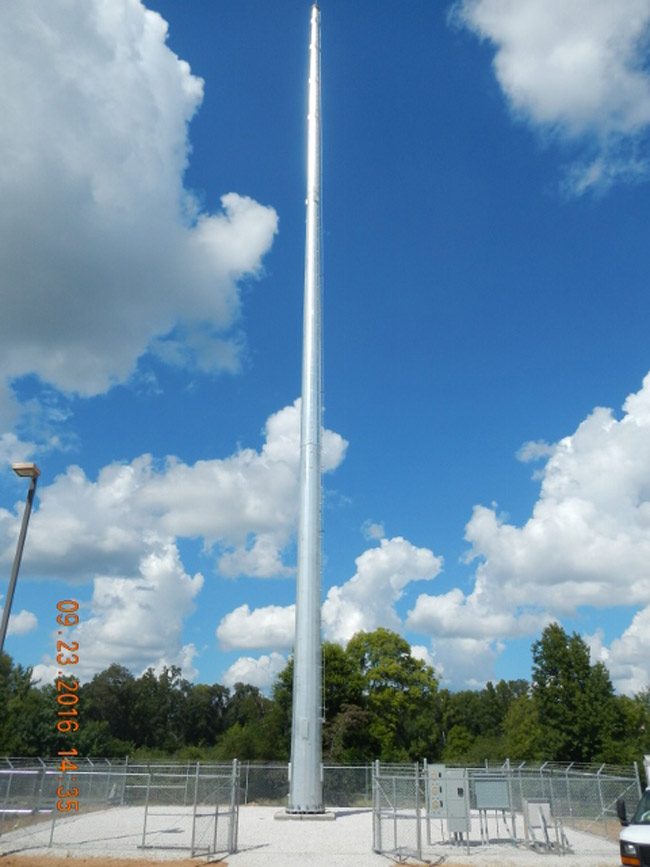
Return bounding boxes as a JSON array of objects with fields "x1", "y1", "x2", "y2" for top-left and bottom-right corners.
[{"x1": 288, "y1": 3, "x2": 324, "y2": 814}]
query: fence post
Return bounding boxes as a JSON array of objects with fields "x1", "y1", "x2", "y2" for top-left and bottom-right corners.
[
  {"x1": 423, "y1": 758, "x2": 431, "y2": 846},
  {"x1": 372, "y1": 759, "x2": 381, "y2": 853},
  {"x1": 121, "y1": 756, "x2": 129, "y2": 806},
  {"x1": 1, "y1": 769, "x2": 13, "y2": 823},
  {"x1": 634, "y1": 761, "x2": 642, "y2": 798},
  {"x1": 415, "y1": 761, "x2": 422, "y2": 861},
  {"x1": 141, "y1": 772, "x2": 151, "y2": 849},
  {"x1": 48, "y1": 782, "x2": 58, "y2": 849},
  {"x1": 35, "y1": 765, "x2": 47, "y2": 816},
  {"x1": 566, "y1": 761, "x2": 574, "y2": 817},
  {"x1": 392, "y1": 773, "x2": 397, "y2": 854},
  {"x1": 189, "y1": 762, "x2": 200, "y2": 857},
  {"x1": 549, "y1": 766, "x2": 556, "y2": 813},
  {"x1": 539, "y1": 761, "x2": 548, "y2": 801},
  {"x1": 228, "y1": 759, "x2": 239, "y2": 854},
  {"x1": 596, "y1": 763, "x2": 605, "y2": 816},
  {"x1": 87, "y1": 756, "x2": 94, "y2": 800}
]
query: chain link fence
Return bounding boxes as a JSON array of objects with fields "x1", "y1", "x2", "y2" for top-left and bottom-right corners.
[
  {"x1": 371, "y1": 760, "x2": 640, "y2": 860},
  {"x1": 0, "y1": 757, "x2": 640, "y2": 860},
  {"x1": 491, "y1": 760, "x2": 641, "y2": 836},
  {"x1": 0, "y1": 758, "x2": 240, "y2": 859},
  {"x1": 238, "y1": 762, "x2": 373, "y2": 807}
]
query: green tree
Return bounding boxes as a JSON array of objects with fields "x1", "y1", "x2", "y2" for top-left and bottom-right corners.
[
  {"x1": 532, "y1": 623, "x2": 617, "y2": 762},
  {"x1": 608, "y1": 691, "x2": 650, "y2": 769},
  {"x1": 502, "y1": 693, "x2": 544, "y2": 760},
  {"x1": 346, "y1": 628, "x2": 440, "y2": 760},
  {"x1": 129, "y1": 666, "x2": 190, "y2": 750},
  {"x1": 184, "y1": 683, "x2": 229, "y2": 747},
  {"x1": 442, "y1": 724, "x2": 475, "y2": 762},
  {"x1": 224, "y1": 683, "x2": 271, "y2": 728},
  {"x1": 440, "y1": 689, "x2": 483, "y2": 740},
  {"x1": 215, "y1": 684, "x2": 277, "y2": 759},
  {"x1": 324, "y1": 703, "x2": 376, "y2": 762},
  {"x1": 322, "y1": 642, "x2": 364, "y2": 720},
  {"x1": 272, "y1": 643, "x2": 366, "y2": 761},
  {"x1": 0, "y1": 654, "x2": 63, "y2": 755},
  {"x1": 82, "y1": 664, "x2": 136, "y2": 745},
  {"x1": 76, "y1": 719, "x2": 133, "y2": 757}
]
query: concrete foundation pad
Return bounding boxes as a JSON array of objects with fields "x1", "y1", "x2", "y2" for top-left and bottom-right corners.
[{"x1": 274, "y1": 809, "x2": 336, "y2": 821}]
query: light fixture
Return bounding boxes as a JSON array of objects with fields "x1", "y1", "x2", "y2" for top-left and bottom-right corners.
[{"x1": 12, "y1": 462, "x2": 40, "y2": 479}]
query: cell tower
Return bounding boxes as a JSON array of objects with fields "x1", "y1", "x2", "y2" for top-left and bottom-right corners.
[{"x1": 288, "y1": 3, "x2": 325, "y2": 815}]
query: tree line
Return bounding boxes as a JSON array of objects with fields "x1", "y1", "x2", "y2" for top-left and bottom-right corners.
[{"x1": 1, "y1": 623, "x2": 649, "y2": 764}]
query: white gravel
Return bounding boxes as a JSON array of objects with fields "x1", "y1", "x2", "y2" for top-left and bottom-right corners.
[{"x1": 0, "y1": 805, "x2": 620, "y2": 866}]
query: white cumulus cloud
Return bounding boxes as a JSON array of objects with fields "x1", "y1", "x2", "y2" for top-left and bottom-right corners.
[
  {"x1": 465, "y1": 373, "x2": 650, "y2": 613},
  {"x1": 33, "y1": 539, "x2": 202, "y2": 683},
  {"x1": 402, "y1": 371, "x2": 650, "y2": 689},
  {"x1": 591, "y1": 608, "x2": 650, "y2": 694},
  {"x1": 410, "y1": 644, "x2": 436, "y2": 670},
  {"x1": 216, "y1": 536, "x2": 443, "y2": 653},
  {"x1": 0, "y1": 0, "x2": 277, "y2": 426},
  {"x1": 454, "y1": 0, "x2": 650, "y2": 191},
  {"x1": 222, "y1": 652, "x2": 287, "y2": 691},
  {"x1": 217, "y1": 604, "x2": 295, "y2": 651},
  {"x1": 407, "y1": 588, "x2": 548, "y2": 640},
  {"x1": 0, "y1": 400, "x2": 347, "y2": 581},
  {"x1": 7, "y1": 609, "x2": 38, "y2": 637},
  {"x1": 322, "y1": 536, "x2": 443, "y2": 644}
]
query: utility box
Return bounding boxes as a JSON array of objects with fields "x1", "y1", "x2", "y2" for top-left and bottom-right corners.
[
  {"x1": 427, "y1": 764, "x2": 445, "y2": 819},
  {"x1": 474, "y1": 778, "x2": 510, "y2": 811},
  {"x1": 444, "y1": 768, "x2": 471, "y2": 836}
]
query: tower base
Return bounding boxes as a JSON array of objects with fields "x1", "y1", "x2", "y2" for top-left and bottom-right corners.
[{"x1": 274, "y1": 809, "x2": 336, "y2": 821}]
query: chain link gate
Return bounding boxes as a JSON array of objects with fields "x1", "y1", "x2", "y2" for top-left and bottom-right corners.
[
  {"x1": 140, "y1": 759, "x2": 239, "y2": 858},
  {"x1": 371, "y1": 761, "x2": 423, "y2": 862}
]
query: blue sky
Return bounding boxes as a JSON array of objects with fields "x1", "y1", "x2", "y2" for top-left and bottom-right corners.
[{"x1": 2, "y1": 0, "x2": 650, "y2": 694}]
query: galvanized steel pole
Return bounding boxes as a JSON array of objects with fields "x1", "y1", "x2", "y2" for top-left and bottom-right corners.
[
  {"x1": 0, "y1": 467, "x2": 39, "y2": 656},
  {"x1": 288, "y1": 3, "x2": 324, "y2": 814}
]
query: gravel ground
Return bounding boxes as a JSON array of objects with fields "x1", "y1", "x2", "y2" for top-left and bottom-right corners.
[{"x1": 0, "y1": 805, "x2": 620, "y2": 866}]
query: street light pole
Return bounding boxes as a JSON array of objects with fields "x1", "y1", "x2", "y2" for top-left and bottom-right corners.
[{"x1": 0, "y1": 463, "x2": 40, "y2": 655}]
